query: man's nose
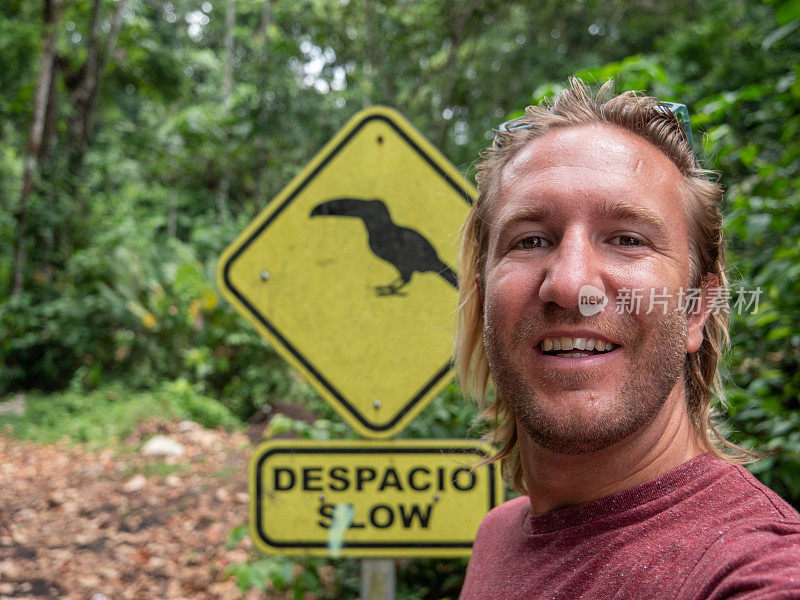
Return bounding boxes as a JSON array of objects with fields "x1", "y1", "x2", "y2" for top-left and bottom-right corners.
[{"x1": 538, "y1": 232, "x2": 605, "y2": 309}]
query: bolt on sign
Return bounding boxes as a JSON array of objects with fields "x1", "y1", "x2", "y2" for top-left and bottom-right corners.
[
  {"x1": 217, "y1": 107, "x2": 475, "y2": 439},
  {"x1": 250, "y1": 439, "x2": 502, "y2": 558}
]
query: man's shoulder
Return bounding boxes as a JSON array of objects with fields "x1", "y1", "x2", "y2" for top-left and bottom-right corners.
[
  {"x1": 463, "y1": 495, "x2": 531, "y2": 588},
  {"x1": 669, "y1": 458, "x2": 800, "y2": 599},
  {"x1": 703, "y1": 458, "x2": 800, "y2": 524},
  {"x1": 678, "y1": 506, "x2": 800, "y2": 599},
  {"x1": 473, "y1": 495, "x2": 529, "y2": 543},
  {"x1": 478, "y1": 494, "x2": 529, "y2": 526},
  {"x1": 644, "y1": 456, "x2": 800, "y2": 555}
]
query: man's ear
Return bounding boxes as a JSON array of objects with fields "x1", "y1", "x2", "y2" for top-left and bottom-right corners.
[{"x1": 687, "y1": 274, "x2": 718, "y2": 353}]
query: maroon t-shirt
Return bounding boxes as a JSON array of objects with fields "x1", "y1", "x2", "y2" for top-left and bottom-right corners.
[{"x1": 460, "y1": 454, "x2": 800, "y2": 600}]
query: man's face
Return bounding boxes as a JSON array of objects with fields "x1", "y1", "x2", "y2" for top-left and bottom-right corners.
[{"x1": 482, "y1": 124, "x2": 706, "y2": 454}]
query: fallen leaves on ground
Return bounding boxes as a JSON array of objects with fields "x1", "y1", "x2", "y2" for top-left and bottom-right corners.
[{"x1": 0, "y1": 419, "x2": 277, "y2": 599}]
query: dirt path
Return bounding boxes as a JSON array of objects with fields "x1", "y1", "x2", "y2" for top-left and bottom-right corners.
[{"x1": 0, "y1": 420, "x2": 267, "y2": 599}]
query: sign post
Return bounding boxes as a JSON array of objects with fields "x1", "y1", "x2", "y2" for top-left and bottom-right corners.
[
  {"x1": 218, "y1": 107, "x2": 494, "y2": 597},
  {"x1": 361, "y1": 559, "x2": 395, "y2": 600}
]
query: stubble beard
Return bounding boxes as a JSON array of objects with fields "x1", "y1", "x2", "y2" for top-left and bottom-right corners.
[{"x1": 483, "y1": 305, "x2": 688, "y2": 455}]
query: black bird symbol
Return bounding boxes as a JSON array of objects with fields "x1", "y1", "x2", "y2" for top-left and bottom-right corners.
[{"x1": 310, "y1": 197, "x2": 458, "y2": 296}]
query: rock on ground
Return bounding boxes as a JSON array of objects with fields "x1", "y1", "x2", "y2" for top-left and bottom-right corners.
[{"x1": 141, "y1": 435, "x2": 185, "y2": 458}]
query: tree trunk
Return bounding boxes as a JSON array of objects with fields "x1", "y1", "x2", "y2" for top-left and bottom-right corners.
[
  {"x1": 13, "y1": 0, "x2": 64, "y2": 296},
  {"x1": 68, "y1": 0, "x2": 128, "y2": 170},
  {"x1": 222, "y1": 0, "x2": 235, "y2": 107},
  {"x1": 56, "y1": 0, "x2": 127, "y2": 257},
  {"x1": 254, "y1": 0, "x2": 273, "y2": 201},
  {"x1": 216, "y1": 0, "x2": 236, "y2": 223},
  {"x1": 259, "y1": 0, "x2": 271, "y2": 38},
  {"x1": 76, "y1": 0, "x2": 104, "y2": 155},
  {"x1": 43, "y1": 52, "x2": 60, "y2": 160}
]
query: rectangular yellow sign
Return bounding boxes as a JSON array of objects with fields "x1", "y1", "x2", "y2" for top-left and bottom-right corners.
[{"x1": 249, "y1": 439, "x2": 502, "y2": 557}]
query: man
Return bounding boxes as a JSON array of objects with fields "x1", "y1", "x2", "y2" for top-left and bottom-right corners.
[{"x1": 456, "y1": 78, "x2": 800, "y2": 599}]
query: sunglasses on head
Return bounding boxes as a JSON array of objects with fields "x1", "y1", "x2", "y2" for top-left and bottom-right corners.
[{"x1": 493, "y1": 101, "x2": 695, "y2": 163}]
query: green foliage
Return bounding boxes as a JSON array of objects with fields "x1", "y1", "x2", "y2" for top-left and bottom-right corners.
[
  {"x1": 672, "y1": 0, "x2": 800, "y2": 503},
  {"x1": 0, "y1": 205, "x2": 314, "y2": 420},
  {"x1": 0, "y1": 381, "x2": 241, "y2": 448},
  {"x1": 396, "y1": 557, "x2": 470, "y2": 600},
  {"x1": 225, "y1": 553, "x2": 358, "y2": 599},
  {"x1": 401, "y1": 383, "x2": 484, "y2": 441},
  {"x1": 262, "y1": 413, "x2": 353, "y2": 441},
  {"x1": 162, "y1": 378, "x2": 243, "y2": 430},
  {"x1": 225, "y1": 556, "x2": 293, "y2": 593}
]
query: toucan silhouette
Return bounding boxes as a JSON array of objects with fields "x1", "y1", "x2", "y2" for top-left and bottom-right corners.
[{"x1": 310, "y1": 197, "x2": 458, "y2": 296}]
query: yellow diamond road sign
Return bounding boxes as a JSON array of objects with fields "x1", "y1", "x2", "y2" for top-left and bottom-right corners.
[
  {"x1": 218, "y1": 107, "x2": 475, "y2": 438},
  {"x1": 250, "y1": 439, "x2": 502, "y2": 557}
]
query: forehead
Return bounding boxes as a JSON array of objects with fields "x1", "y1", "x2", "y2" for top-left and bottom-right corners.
[{"x1": 492, "y1": 124, "x2": 685, "y2": 226}]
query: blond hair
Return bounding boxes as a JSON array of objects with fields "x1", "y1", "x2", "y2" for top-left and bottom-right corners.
[{"x1": 456, "y1": 77, "x2": 757, "y2": 492}]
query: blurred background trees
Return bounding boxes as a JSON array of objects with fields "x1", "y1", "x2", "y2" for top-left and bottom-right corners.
[{"x1": 1, "y1": 0, "x2": 798, "y2": 501}]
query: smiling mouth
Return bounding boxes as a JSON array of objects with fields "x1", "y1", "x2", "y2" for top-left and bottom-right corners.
[{"x1": 539, "y1": 336, "x2": 618, "y2": 358}]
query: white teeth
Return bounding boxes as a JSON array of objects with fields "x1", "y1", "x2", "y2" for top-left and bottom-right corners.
[{"x1": 540, "y1": 336, "x2": 615, "y2": 353}]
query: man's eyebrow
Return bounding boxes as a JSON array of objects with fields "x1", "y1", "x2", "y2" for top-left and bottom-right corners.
[
  {"x1": 592, "y1": 201, "x2": 669, "y2": 236},
  {"x1": 492, "y1": 201, "x2": 670, "y2": 238},
  {"x1": 493, "y1": 207, "x2": 551, "y2": 233}
]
